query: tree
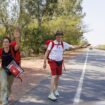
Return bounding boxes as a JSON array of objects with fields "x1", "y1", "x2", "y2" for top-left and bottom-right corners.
[{"x1": 0, "y1": 0, "x2": 86, "y2": 55}]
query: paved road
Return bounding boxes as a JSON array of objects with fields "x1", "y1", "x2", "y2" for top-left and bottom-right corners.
[{"x1": 13, "y1": 49, "x2": 105, "y2": 105}]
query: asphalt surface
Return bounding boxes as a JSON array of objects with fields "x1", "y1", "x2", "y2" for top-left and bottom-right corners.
[{"x1": 13, "y1": 49, "x2": 105, "y2": 105}]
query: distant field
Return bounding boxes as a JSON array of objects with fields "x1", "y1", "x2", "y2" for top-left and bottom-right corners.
[{"x1": 95, "y1": 45, "x2": 105, "y2": 50}]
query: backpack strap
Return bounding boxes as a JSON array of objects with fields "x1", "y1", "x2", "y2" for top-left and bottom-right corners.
[
  {"x1": 47, "y1": 41, "x2": 64, "y2": 59},
  {"x1": 61, "y1": 41, "x2": 64, "y2": 49},
  {"x1": 47, "y1": 41, "x2": 54, "y2": 59},
  {"x1": 48, "y1": 41, "x2": 64, "y2": 52},
  {"x1": 50, "y1": 41, "x2": 54, "y2": 51},
  {"x1": 54, "y1": 41, "x2": 64, "y2": 49}
]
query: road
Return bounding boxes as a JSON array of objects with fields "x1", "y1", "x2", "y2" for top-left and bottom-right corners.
[{"x1": 13, "y1": 49, "x2": 105, "y2": 105}]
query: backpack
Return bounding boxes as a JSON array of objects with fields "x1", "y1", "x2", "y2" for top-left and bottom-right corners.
[{"x1": 45, "y1": 40, "x2": 64, "y2": 59}]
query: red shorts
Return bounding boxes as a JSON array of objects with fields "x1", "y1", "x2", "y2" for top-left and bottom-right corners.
[{"x1": 48, "y1": 60, "x2": 63, "y2": 76}]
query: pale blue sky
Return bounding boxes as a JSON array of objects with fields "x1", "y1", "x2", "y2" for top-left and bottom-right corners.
[{"x1": 82, "y1": 0, "x2": 105, "y2": 46}]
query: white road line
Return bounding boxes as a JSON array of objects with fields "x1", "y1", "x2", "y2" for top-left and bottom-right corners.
[{"x1": 73, "y1": 50, "x2": 89, "y2": 105}]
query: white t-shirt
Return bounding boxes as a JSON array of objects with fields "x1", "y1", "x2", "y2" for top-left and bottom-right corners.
[{"x1": 47, "y1": 40, "x2": 74, "y2": 61}]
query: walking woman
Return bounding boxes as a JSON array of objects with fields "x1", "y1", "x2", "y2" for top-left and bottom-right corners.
[
  {"x1": 0, "y1": 27, "x2": 20, "y2": 105},
  {"x1": 43, "y1": 31, "x2": 78, "y2": 101}
]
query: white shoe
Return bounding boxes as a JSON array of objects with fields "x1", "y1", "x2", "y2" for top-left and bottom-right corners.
[
  {"x1": 48, "y1": 93, "x2": 57, "y2": 101},
  {"x1": 55, "y1": 90, "x2": 59, "y2": 97}
]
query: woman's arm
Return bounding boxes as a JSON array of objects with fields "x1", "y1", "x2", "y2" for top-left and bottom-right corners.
[
  {"x1": 43, "y1": 42, "x2": 53, "y2": 69},
  {"x1": 64, "y1": 42, "x2": 83, "y2": 51},
  {"x1": 69, "y1": 45, "x2": 82, "y2": 50},
  {"x1": 43, "y1": 50, "x2": 50, "y2": 69},
  {"x1": 13, "y1": 28, "x2": 20, "y2": 51}
]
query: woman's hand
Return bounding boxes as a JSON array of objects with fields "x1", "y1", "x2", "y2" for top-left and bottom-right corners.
[
  {"x1": 14, "y1": 30, "x2": 20, "y2": 38},
  {"x1": 43, "y1": 50, "x2": 49, "y2": 69},
  {"x1": 43, "y1": 62, "x2": 47, "y2": 69},
  {"x1": 14, "y1": 27, "x2": 20, "y2": 51}
]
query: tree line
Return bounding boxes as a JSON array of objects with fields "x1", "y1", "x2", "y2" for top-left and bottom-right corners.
[{"x1": 0, "y1": 0, "x2": 87, "y2": 55}]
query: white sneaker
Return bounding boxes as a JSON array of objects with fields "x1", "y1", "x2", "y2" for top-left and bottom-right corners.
[
  {"x1": 48, "y1": 93, "x2": 57, "y2": 101},
  {"x1": 55, "y1": 90, "x2": 59, "y2": 97}
]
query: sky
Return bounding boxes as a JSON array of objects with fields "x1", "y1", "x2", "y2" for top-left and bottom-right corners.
[{"x1": 82, "y1": 0, "x2": 105, "y2": 46}]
